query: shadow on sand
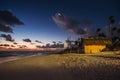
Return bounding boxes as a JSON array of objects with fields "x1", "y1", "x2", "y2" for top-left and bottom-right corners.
[
  {"x1": 0, "y1": 65, "x2": 120, "y2": 80},
  {"x1": 91, "y1": 55, "x2": 120, "y2": 60}
]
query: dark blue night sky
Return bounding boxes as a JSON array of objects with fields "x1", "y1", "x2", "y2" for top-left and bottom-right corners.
[{"x1": 0, "y1": 0, "x2": 120, "y2": 49}]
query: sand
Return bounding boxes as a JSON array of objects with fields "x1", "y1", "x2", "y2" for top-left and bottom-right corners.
[{"x1": 0, "y1": 52, "x2": 120, "y2": 80}]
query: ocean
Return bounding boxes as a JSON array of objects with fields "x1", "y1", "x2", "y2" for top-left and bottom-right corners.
[
  {"x1": 0, "y1": 51, "x2": 43, "y2": 57},
  {"x1": 0, "y1": 50, "x2": 62, "y2": 63},
  {"x1": 0, "y1": 51, "x2": 45, "y2": 63}
]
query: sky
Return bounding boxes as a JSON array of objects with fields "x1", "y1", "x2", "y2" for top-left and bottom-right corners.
[{"x1": 0, "y1": 0, "x2": 120, "y2": 50}]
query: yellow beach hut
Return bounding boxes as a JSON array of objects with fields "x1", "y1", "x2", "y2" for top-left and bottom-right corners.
[{"x1": 82, "y1": 38, "x2": 112, "y2": 53}]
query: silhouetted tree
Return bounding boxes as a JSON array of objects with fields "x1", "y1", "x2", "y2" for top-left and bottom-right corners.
[
  {"x1": 108, "y1": 16, "x2": 120, "y2": 50},
  {"x1": 117, "y1": 28, "x2": 120, "y2": 33},
  {"x1": 96, "y1": 28, "x2": 106, "y2": 37},
  {"x1": 96, "y1": 28, "x2": 101, "y2": 32},
  {"x1": 109, "y1": 16, "x2": 115, "y2": 24},
  {"x1": 66, "y1": 38, "x2": 71, "y2": 53},
  {"x1": 112, "y1": 27, "x2": 117, "y2": 31}
]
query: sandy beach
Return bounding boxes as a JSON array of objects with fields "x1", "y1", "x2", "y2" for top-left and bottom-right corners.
[{"x1": 0, "y1": 52, "x2": 120, "y2": 80}]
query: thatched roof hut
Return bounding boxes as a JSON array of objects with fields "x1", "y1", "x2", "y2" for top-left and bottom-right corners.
[{"x1": 82, "y1": 38, "x2": 112, "y2": 53}]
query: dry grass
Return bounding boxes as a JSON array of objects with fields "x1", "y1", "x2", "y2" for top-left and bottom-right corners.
[{"x1": 0, "y1": 51, "x2": 120, "y2": 80}]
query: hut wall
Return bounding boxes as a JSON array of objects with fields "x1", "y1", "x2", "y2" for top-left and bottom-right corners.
[{"x1": 84, "y1": 45, "x2": 106, "y2": 53}]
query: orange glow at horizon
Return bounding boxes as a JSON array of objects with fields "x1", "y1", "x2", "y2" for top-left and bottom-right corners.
[{"x1": 0, "y1": 40, "x2": 65, "y2": 51}]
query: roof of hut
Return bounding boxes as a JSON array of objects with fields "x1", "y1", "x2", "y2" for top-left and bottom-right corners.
[{"x1": 83, "y1": 38, "x2": 112, "y2": 45}]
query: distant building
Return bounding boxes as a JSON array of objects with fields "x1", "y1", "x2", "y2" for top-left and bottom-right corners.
[{"x1": 82, "y1": 38, "x2": 112, "y2": 53}]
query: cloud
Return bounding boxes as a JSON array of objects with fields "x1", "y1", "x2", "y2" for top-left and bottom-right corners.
[
  {"x1": 52, "y1": 13, "x2": 92, "y2": 35},
  {"x1": 0, "y1": 44, "x2": 9, "y2": 47},
  {"x1": 59, "y1": 41, "x2": 62, "y2": 43},
  {"x1": 0, "y1": 34, "x2": 14, "y2": 42},
  {"x1": 35, "y1": 40, "x2": 42, "y2": 43},
  {"x1": 18, "y1": 45, "x2": 27, "y2": 48},
  {"x1": 80, "y1": 19, "x2": 93, "y2": 27},
  {"x1": 0, "y1": 24, "x2": 13, "y2": 33},
  {"x1": 31, "y1": 43, "x2": 35, "y2": 45},
  {"x1": 4, "y1": 44, "x2": 10, "y2": 47},
  {"x1": 0, "y1": 44, "x2": 4, "y2": 46},
  {"x1": 13, "y1": 42, "x2": 17, "y2": 45},
  {"x1": 0, "y1": 10, "x2": 24, "y2": 26},
  {"x1": 22, "y1": 45, "x2": 27, "y2": 48},
  {"x1": 36, "y1": 45, "x2": 41, "y2": 48},
  {"x1": 52, "y1": 41, "x2": 56, "y2": 44},
  {"x1": 23, "y1": 38, "x2": 32, "y2": 43},
  {"x1": 11, "y1": 45, "x2": 15, "y2": 47},
  {"x1": 0, "y1": 10, "x2": 24, "y2": 33}
]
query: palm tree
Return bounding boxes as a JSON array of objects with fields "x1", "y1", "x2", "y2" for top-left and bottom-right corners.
[
  {"x1": 109, "y1": 16, "x2": 115, "y2": 40},
  {"x1": 96, "y1": 28, "x2": 101, "y2": 37},
  {"x1": 66, "y1": 37, "x2": 72, "y2": 53},
  {"x1": 96, "y1": 28, "x2": 106, "y2": 37},
  {"x1": 117, "y1": 28, "x2": 120, "y2": 34},
  {"x1": 109, "y1": 16, "x2": 115, "y2": 24}
]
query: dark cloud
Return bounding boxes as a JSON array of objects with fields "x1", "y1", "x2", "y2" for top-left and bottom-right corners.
[
  {"x1": 52, "y1": 41, "x2": 56, "y2": 44},
  {"x1": 0, "y1": 10, "x2": 24, "y2": 34},
  {"x1": 4, "y1": 44, "x2": 9, "y2": 47},
  {"x1": 0, "y1": 44, "x2": 4, "y2": 46},
  {"x1": 59, "y1": 41, "x2": 62, "y2": 43},
  {"x1": 13, "y1": 42, "x2": 17, "y2": 45},
  {"x1": 35, "y1": 40, "x2": 42, "y2": 43},
  {"x1": 36, "y1": 45, "x2": 41, "y2": 48},
  {"x1": 22, "y1": 45, "x2": 27, "y2": 48},
  {"x1": 52, "y1": 13, "x2": 92, "y2": 35},
  {"x1": 19, "y1": 47, "x2": 22, "y2": 48},
  {"x1": 23, "y1": 38, "x2": 32, "y2": 43},
  {"x1": 0, "y1": 24, "x2": 13, "y2": 33},
  {"x1": 0, "y1": 44, "x2": 9, "y2": 47},
  {"x1": 0, "y1": 10, "x2": 24, "y2": 26},
  {"x1": 11, "y1": 45, "x2": 15, "y2": 47},
  {"x1": 18, "y1": 45, "x2": 27, "y2": 48},
  {"x1": 0, "y1": 34, "x2": 14, "y2": 42}
]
